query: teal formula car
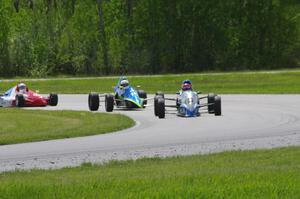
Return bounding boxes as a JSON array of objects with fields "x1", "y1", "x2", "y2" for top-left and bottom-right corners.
[{"x1": 88, "y1": 77, "x2": 147, "y2": 112}]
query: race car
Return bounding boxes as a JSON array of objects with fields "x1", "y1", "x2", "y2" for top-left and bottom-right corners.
[
  {"x1": 88, "y1": 77, "x2": 147, "y2": 112},
  {"x1": 154, "y1": 80, "x2": 221, "y2": 118},
  {"x1": 0, "y1": 83, "x2": 58, "y2": 107}
]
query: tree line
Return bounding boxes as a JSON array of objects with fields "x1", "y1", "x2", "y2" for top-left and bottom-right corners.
[{"x1": 0, "y1": 0, "x2": 299, "y2": 77}]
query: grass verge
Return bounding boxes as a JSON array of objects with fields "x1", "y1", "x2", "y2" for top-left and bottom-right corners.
[
  {"x1": 1, "y1": 71, "x2": 300, "y2": 94},
  {"x1": 0, "y1": 109, "x2": 134, "y2": 145},
  {"x1": 0, "y1": 147, "x2": 299, "y2": 198}
]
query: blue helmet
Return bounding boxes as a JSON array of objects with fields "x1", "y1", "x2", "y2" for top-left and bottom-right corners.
[{"x1": 182, "y1": 80, "x2": 192, "y2": 91}]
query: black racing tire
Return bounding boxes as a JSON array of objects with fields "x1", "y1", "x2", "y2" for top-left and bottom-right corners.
[
  {"x1": 105, "y1": 94, "x2": 114, "y2": 112},
  {"x1": 15, "y1": 94, "x2": 25, "y2": 107},
  {"x1": 138, "y1": 90, "x2": 147, "y2": 106},
  {"x1": 157, "y1": 97, "x2": 165, "y2": 119},
  {"x1": 154, "y1": 95, "x2": 161, "y2": 116},
  {"x1": 214, "y1": 96, "x2": 222, "y2": 116},
  {"x1": 155, "y1": 91, "x2": 164, "y2": 98},
  {"x1": 208, "y1": 93, "x2": 216, "y2": 114},
  {"x1": 88, "y1": 93, "x2": 99, "y2": 111},
  {"x1": 48, "y1": 93, "x2": 58, "y2": 106}
]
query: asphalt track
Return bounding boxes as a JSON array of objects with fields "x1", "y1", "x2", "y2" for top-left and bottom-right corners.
[{"x1": 1, "y1": 94, "x2": 300, "y2": 172}]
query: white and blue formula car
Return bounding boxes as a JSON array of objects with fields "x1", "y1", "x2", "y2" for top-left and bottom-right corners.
[{"x1": 154, "y1": 91, "x2": 221, "y2": 119}]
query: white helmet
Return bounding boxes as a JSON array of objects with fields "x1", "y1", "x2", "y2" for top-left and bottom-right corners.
[
  {"x1": 18, "y1": 83, "x2": 27, "y2": 92},
  {"x1": 120, "y1": 79, "x2": 129, "y2": 88}
]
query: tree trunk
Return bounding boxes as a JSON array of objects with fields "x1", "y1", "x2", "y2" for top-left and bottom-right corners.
[
  {"x1": 126, "y1": 0, "x2": 133, "y2": 71},
  {"x1": 97, "y1": 0, "x2": 110, "y2": 75}
]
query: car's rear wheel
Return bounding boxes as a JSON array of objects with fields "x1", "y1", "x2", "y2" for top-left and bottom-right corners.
[
  {"x1": 88, "y1": 93, "x2": 99, "y2": 111},
  {"x1": 49, "y1": 93, "x2": 58, "y2": 106},
  {"x1": 138, "y1": 90, "x2": 147, "y2": 106},
  {"x1": 208, "y1": 93, "x2": 216, "y2": 114},
  {"x1": 105, "y1": 94, "x2": 114, "y2": 112},
  {"x1": 157, "y1": 97, "x2": 165, "y2": 119},
  {"x1": 154, "y1": 95, "x2": 161, "y2": 116},
  {"x1": 214, "y1": 96, "x2": 221, "y2": 116},
  {"x1": 155, "y1": 91, "x2": 164, "y2": 98},
  {"x1": 16, "y1": 94, "x2": 25, "y2": 107}
]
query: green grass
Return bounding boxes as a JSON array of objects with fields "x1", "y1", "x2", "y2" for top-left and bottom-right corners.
[
  {"x1": 1, "y1": 71, "x2": 300, "y2": 94},
  {"x1": 1, "y1": 147, "x2": 300, "y2": 198},
  {"x1": 0, "y1": 109, "x2": 134, "y2": 145}
]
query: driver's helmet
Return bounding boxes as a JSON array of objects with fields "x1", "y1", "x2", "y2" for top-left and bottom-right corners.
[
  {"x1": 182, "y1": 80, "x2": 192, "y2": 91},
  {"x1": 120, "y1": 79, "x2": 129, "y2": 89},
  {"x1": 18, "y1": 83, "x2": 27, "y2": 93}
]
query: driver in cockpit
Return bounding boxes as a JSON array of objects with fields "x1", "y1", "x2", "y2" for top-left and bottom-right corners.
[
  {"x1": 16, "y1": 82, "x2": 28, "y2": 94},
  {"x1": 117, "y1": 77, "x2": 130, "y2": 97},
  {"x1": 181, "y1": 79, "x2": 193, "y2": 91}
]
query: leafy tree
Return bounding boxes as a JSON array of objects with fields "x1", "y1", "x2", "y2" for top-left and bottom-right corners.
[{"x1": 0, "y1": 0, "x2": 299, "y2": 77}]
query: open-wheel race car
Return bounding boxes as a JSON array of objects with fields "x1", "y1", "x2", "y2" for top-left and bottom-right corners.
[
  {"x1": 88, "y1": 77, "x2": 147, "y2": 112},
  {"x1": 0, "y1": 83, "x2": 58, "y2": 107},
  {"x1": 154, "y1": 91, "x2": 221, "y2": 118},
  {"x1": 154, "y1": 80, "x2": 221, "y2": 118}
]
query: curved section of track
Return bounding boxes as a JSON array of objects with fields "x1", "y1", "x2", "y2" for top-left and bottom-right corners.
[{"x1": 0, "y1": 94, "x2": 300, "y2": 172}]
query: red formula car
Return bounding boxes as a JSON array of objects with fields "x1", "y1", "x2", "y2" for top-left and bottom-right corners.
[{"x1": 0, "y1": 83, "x2": 58, "y2": 107}]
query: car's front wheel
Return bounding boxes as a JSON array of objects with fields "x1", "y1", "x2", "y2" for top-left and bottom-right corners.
[
  {"x1": 138, "y1": 90, "x2": 147, "y2": 107},
  {"x1": 15, "y1": 94, "x2": 25, "y2": 107},
  {"x1": 214, "y1": 96, "x2": 221, "y2": 116},
  {"x1": 105, "y1": 94, "x2": 114, "y2": 112},
  {"x1": 208, "y1": 93, "x2": 216, "y2": 114},
  {"x1": 154, "y1": 96, "x2": 159, "y2": 116},
  {"x1": 88, "y1": 93, "x2": 99, "y2": 111},
  {"x1": 49, "y1": 93, "x2": 58, "y2": 106}
]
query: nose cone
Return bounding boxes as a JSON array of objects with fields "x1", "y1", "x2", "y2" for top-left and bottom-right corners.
[
  {"x1": 26, "y1": 96, "x2": 48, "y2": 106},
  {"x1": 180, "y1": 104, "x2": 198, "y2": 117},
  {"x1": 186, "y1": 109, "x2": 196, "y2": 117}
]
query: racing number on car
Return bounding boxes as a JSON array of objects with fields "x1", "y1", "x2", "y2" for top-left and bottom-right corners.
[{"x1": 130, "y1": 89, "x2": 137, "y2": 96}]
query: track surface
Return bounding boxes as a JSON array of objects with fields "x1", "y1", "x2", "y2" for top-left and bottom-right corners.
[{"x1": 1, "y1": 94, "x2": 300, "y2": 172}]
